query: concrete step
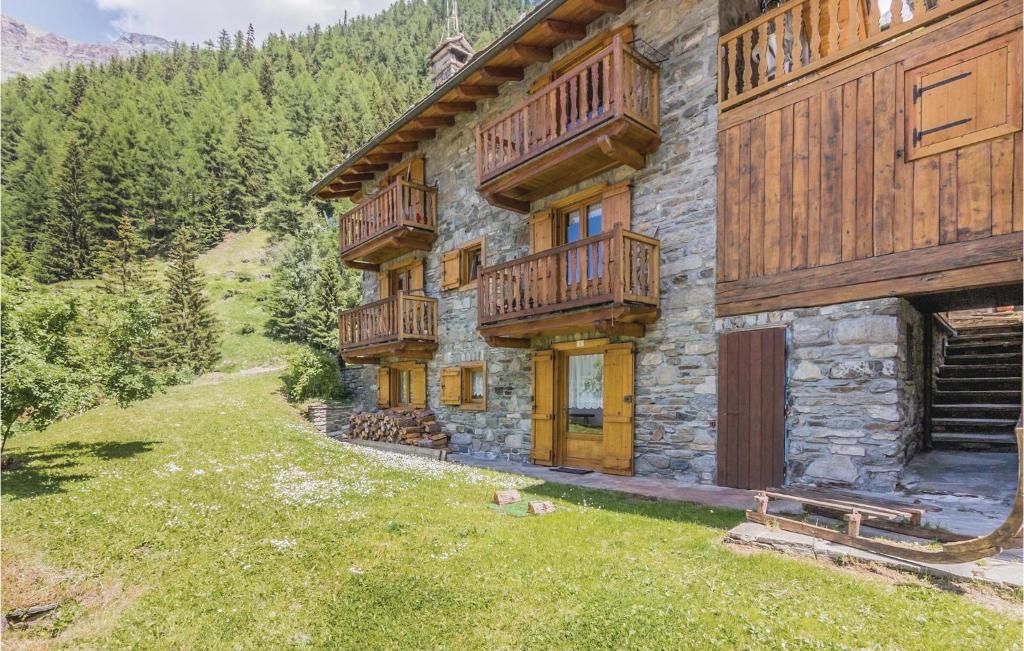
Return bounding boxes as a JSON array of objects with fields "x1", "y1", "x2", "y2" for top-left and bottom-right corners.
[{"x1": 936, "y1": 364, "x2": 1020, "y2": 378}]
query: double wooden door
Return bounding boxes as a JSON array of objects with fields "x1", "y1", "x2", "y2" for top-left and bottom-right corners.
[{"x1": 531, "y1": 341, "x2": 633, "y2": 475}]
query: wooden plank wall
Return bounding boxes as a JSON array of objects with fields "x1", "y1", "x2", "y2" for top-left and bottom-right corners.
[{"x1": 716, "y1": 3, "x2": 1023, "y2": 316}]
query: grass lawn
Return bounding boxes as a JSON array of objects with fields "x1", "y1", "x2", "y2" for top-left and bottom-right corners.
[{"x1": 3, "y1": 230, "x2": 1020, "y2": 648}]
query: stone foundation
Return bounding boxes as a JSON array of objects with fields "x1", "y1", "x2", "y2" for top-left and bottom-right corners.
[
  {"x1": 717, "y1": 298, "x2": 926, "y2": 490},
  {"x1": 306, "y1": 401, "x2": 353, "y2": 436}
]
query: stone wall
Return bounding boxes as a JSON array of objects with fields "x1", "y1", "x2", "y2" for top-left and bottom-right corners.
[
  {"x1": 306, "y1": 401, "x2": 353, "y2": 436},
  {"x1": 717, "y1": 298, "x2": 926, "y2": 490},
  {"x1": 344, "y1": 0, "x2": 723, "y2": 482}
]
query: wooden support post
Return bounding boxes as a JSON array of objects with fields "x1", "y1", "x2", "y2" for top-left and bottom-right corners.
[
  {"x1": 844, "y1": 510, "x2": 862, "y2": 537},
  {"x1": 755, "y1": 492, "x2": 770, "y2": 515}
]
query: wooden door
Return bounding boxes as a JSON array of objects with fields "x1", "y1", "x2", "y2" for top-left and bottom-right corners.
[
  {"x1": 602, "y1": 343, "x2": 634, "y2": 475},
  {"x1": 558, "y1": 350, "x2": 606, "y2": 470},
  {"x1": 717, "y1": 327, "x2": 786, "y2": 489},
  {"x1": 530, "y1": 351, "x2": 555, "y2": 466}
]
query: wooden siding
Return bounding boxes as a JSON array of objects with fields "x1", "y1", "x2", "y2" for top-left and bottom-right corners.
[
  {"x1": 716, "y1": 2, "x2": 1023, "y2": 316},
  {"x1": 717, "y1": 328, "x2": 786, "y2": 490}
]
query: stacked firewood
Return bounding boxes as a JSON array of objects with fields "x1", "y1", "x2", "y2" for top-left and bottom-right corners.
[{"x1": 347, "y1": 409, "x2": 448, "y2": 449}]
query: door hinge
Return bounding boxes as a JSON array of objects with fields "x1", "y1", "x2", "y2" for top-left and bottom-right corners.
[
  {"x1": 913, "y1": 118, "x2": 972, "y2": 145},
  {"x1": 623, "y1": 395, "x2": 633, "y2": 403},
  {"x1": 913, "y1": 71, "x2": 971, "y2": 103}
]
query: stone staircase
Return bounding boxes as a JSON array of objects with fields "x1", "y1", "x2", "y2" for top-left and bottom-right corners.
[{"x1": 932, "y1": 323, "x2": 1022, "y2": 449}]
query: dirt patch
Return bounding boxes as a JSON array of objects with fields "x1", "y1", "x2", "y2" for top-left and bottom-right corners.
[{"x1": 196, "y1": 364, "x2": 286, "y2": 385}]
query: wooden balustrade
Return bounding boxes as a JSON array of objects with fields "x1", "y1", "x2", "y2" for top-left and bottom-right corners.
[
  {"x1": 477, "y1": 225, "x2": 660, "y2": 326},
  {"x1": 718, "y1": 0, "x2": 986, "y2": 110},
  {"x1": 339, "y1": 292, "x2": 438, "y2": 350},
  {"x1": 475, "y1": 36, "x2": 660, "y2": 184},
  {"x1": 338, "y1": 178, "x2": 437, "y2": 254}
]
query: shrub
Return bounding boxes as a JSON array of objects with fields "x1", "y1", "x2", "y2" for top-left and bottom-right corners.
[
  {"x1": 281, "y1": 347, "x2": 347, "y2": 403},
  {"x1": 238, "y1": 323, "x2": 256, "y2": 335}
]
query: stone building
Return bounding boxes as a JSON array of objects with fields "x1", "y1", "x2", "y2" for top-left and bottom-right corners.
[{"x1": 312, "y1": 0, "x2": 1023, "y2": 490}]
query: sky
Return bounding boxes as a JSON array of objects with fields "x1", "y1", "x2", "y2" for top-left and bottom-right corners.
[{"x1": 3, "y1": 0, "x2": 393, "y2": 44}]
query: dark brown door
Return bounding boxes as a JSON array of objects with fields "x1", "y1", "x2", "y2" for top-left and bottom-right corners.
[{"x1": 717, "y1": 327, "x2": 786, "y2": 489}]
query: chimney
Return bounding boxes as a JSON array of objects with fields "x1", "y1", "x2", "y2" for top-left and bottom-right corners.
[{"x1": 430, "y1": 0, "x2": 474, "y2": 89}]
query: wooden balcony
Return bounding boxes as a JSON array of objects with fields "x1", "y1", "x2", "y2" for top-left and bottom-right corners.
[
  {"x1": 718, "y1": 0, "x2": 986, "y2": 111},
  {"x1": 477, "y1": 225, "x2": 660, "y2": 347},
  {"x1": 338, "y1": 292, "x2": 438, "y2": 364},
  {"x1": 474, "y1": 36, "x2": 661, "y2": 213},
  {"x1": 338, "y1": 178, "x2": 437, "y2": 269}
]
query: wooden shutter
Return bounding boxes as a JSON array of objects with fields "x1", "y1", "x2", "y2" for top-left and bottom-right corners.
[
  {"x1": 529, "y1": 209, "x2": 554, "y2": 253},
  {"x1": 530, "y1": 351, "x2": 555, "y2": 465},
  {"x1": 377, "y1": 367, "x2": 391, "y2": 408},
  {"x1": 410, "y1": 259, "x2": 424, "y2": 293},
  {"x1": 440, "y1": 367, "x2": 462, "y2": 405},
  {"x1": 717, "y1": 327, "x2": 786, "y2": 490},
  {"x1": 906, "y1": 32, "x2": 1022, "y2": 160},
  {"x1": 411, "y1": 364, "x2": 426, "y2": 408},
  {"x1": 602, "y1": 343, "x2": 634, "y2": 475},
  {"x1": 601, "y1": 182, "x2": 632, "y2": 233},
  {"x1": 378, "y1": 271, "x2": 390, "y2": 299},
  {"x1": 409, "y1": 157, "x2": 425, "y2": 184},
  {"x1": 441, "y1": 250, "x2": 461, "y2": 289}
]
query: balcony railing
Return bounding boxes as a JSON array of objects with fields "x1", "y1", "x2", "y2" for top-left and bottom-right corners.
[
  {"x1": 339, "y1": 292, "x2": 438, "y2": 351},
  {"x1": 475, "y1": 35, "x2": 660, "y2": 185},
  {"x1": 718, "y1": 0, "x2": 985, "y2": 110},
  {"x1": 477, "y1": 225, "x2": 660, "y2": 327},
  {"x1": 338, "y1": 178, "x2": 437, "y2": 255}
]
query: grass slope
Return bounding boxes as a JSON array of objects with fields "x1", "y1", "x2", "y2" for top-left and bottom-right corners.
[{"x1": 2, "y1": 232, "x2": 1020, "y2": 648}]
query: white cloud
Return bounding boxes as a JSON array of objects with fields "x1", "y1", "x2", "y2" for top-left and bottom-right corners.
[{"x1": 95, "y1": 0, "x2": 394, "y2": 43}]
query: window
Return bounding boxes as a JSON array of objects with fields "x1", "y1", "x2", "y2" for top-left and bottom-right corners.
[
  {"x1": 440, "y1": 363, "x2": 487, "y2": 410},
  {"x1": 379, "y1": 259, "x2": 424, "y2": 298},
  {"x1": 378, "y1": 363, "x2": 425, "y2": 409},
  {"x1": 442, "y1": 238, "x2": 486, "y2": 290},
  {"x1": 558, "y1": 199, "x2": 603, "y2": 245},
  {"x1": 391, "y1": 266, "x2": 413, "y2": 293}
]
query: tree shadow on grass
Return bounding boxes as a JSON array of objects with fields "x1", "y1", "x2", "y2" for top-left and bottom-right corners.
[
  {"x1": 2, "y1": 440, "x2": 159, "y2": 501},
  {"x1": 520, "y1": 480, "x2": 747, "y2": 532}
]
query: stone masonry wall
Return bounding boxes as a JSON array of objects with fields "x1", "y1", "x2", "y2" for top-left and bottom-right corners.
[
  {"x1": 717, "y1": 298, "x2": 926, "y2": 490},
  {"x1": 345, "y1": 0, "x2": 723, "y2": 482}
]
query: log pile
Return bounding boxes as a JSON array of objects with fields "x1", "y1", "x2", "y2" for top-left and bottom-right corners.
[{"x1": 347, "y1": 409, "x2": 447, "y2": 449}]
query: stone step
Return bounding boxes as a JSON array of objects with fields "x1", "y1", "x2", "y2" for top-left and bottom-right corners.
[
  {"x1": 932, "y1": 416, "x2": 1018, "y2": 432},
  {"x1": 937, "y1": 386, "x2": 1024, "y2": 401},
  {"x1": 943, "y1": 353, "x2": 1022, "y2": 365},
  {"x1": 931, "y1": 403, "x2": 1022, "y2": 418},
  {"x1": 931, "y1": 431, "x2": 1018, "y2": 449},
  {"x1": 950, "y1": 331, "x2": 1023, "y2": 344},
  {"x1": 935, "y1": 378, "x2": 1021, "y2": 393},
  {"x1": 936, "y1": 364, "x2": 1020, "y2": 378},
  {"x1": 946, "y1": 341, "x2": 1022, "y2": 356}
]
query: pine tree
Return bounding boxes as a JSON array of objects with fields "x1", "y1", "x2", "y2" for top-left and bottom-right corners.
[
  {"x1": 96, "y1": 216, "x2": 152, "y2": 296},
  {"x1": 241, "y1": 24, "x2": 257, "y2": 67},
  {"x1": 158, "y1": 229, "x2": 221, "y2": 373},
  {"x1": 37, "y1": 137, "x2": 97, "y2": 282}
]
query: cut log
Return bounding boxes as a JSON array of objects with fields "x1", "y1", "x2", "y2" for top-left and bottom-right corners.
[
  {"x1": 528, "y1": 500, "x2": 556, "y2": 515},
  {"x1": 494, "y1": 490, "x2": 521, "y2": 505}
]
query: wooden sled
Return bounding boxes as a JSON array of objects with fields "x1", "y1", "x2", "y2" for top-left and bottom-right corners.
[{"x1": 746, "y1": 420, "x2": 1023, "y2": 564}]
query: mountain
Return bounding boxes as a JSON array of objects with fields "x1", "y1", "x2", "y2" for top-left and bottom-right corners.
[{"x1": 1, "y1": 14, "x2": 172, "y2": 80}]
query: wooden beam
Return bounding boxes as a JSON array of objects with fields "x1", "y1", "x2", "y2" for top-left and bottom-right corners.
[
  {"x1": 342, "y1": 260, "x2": 381, "y2": 272},
  {"x1": 339, "y1": 172, "x2": 374, "y2": 182},
  {"x1": 395, "y1": 129, "x2": 436, "y2": 142},
  {"x1": 484, "y1": 336, "x2": 532, "y2": 349},
  {"x1": 353, "y1": 163, "x2": 388, "y2": 173},
  {"x1": 458, "y1": 85, "x2": 500, "y2": 99},
  {"x1": 541, "y1": 19, "x2": 587, "y2": 40},
  {"x1": 366, "y1": 153, "x2": 403, "y2": 163},
  {"x1": 510, "y1": 44, "x2": 553, "y2": 63},
  {"x1": 479, "y1": 66, "x2": 525, "y2": 82},
  {"x1": 377, "y1": 142, "x2": 419, "y2": 153},
  {"x1": 328, "y1": 181, "x2": 362, "y2": 192},
  {"x1": 595, "y1": 320, "x2": 645, "y2": 338},
  {"x1": 319, "y1": 190, "x2": 356, "y2": 200},
  {"x1": 412, "y1": 116, "x2": 455, "y2": 128},
  {"x1": 598, "y1": 136, "x2": 646, "y2": 170},
  {"x1": 435, "y1": 101, "x2": 477, "y2": 114},
  {"x1": 583, "y1": 0, "x2": 627, "y2": 13},
  {"x1": 485, "y1": 192, "x2": 531, "y2": 214}
]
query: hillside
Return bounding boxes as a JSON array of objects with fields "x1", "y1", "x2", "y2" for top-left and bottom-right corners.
[{"x1": 0, "y1": 15, "x2": 172, "y2": 81}]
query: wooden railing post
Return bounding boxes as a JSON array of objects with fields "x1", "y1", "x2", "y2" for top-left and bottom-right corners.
[
  {"x1": 612, "y1": 35, "x2": 624, "y2": 116},
  {"x1": 611, "y1": 224, "x2": 624, "y2": 304}
]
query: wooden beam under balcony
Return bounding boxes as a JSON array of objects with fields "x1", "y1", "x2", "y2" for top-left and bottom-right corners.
[
  {"x1": 457, "y1": 85, "x2": 500, "y2": 99},
  {"x1": 378, "y1": 142, "x2": 419, "y2": 153},
  {"x1": 510, "y1": 44, "x2": 553, "y2": 63},
  {"x1": 339, "y1": 172, "x2": 375, "y2": 182},
  {"x1": 583, "y1": 0, "x2": 626, "y2": 14},
  {"x1": 353, "y1": 163, "x2": 389, "y2": 173},
  {"x1": 328, "y1": 181, "x2": 362, "y2": 192},
  {"x1": 366, "y1": 153, "x2": 403, "y2": 164},
  {"x1": 320, "y1": 189, "x2": 357, "y2": 200},
  {"x1": 395, "y1": 129, "x2": 436, "y2": 142},
  {"x1": 435, "y1": 101, "x2": 477, "y2": 114},
  {"x1": 479, "y1": 66, "x2": 525, "y2": 83},
  {"x1": 540, "y1": 19, "x2": 587, "y2": 40},
  {"x1": 412, "y1": 116, "x2": 455, "y2": 129}
]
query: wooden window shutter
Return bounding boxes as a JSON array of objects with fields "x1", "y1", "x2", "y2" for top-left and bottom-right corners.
[
  {"x1": 411, "y1": 364, "x2": 426, "y2": 408},
  {"x1": 602, "y1": 343, "x2": 634, "y2": 475},
  {"x1": 906, "y1": 32, "x2": 1022, "y2": 160},
  {"x1": 441, "y1": 250, "x2": 461, "y2": 289},
  {"x1": 529, "y1": 209, "x2": 554, "y2": 253},
  {"x1": 530, "y1": 351, "x2": 555, "y2": 465},
  {"x1": 410, "y1": 260, "x2": 425, "y2": 293},
  {"x1": 601, "y1": 182, "x2": 632, "y2": 233},
  {"x1": 409, "y1": 157, "x2": 425, "y2": 184},
  {"x1": 378, "y1": 271, "x2": 390, "y2": 299},
  {"x1": 377, "y1": 367, "x2": 391, "y2": 408},
  {"x1": 440, "y1": 367, "x2": 462, "y2": 405}
]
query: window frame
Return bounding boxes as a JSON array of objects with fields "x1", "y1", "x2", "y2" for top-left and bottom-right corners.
[
  {"x1": 550, "y1": 185, "x2": 606, "y2": 246},
  {"x1": 459, "y1": 362, "x2": 487, "y2": 411}
]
